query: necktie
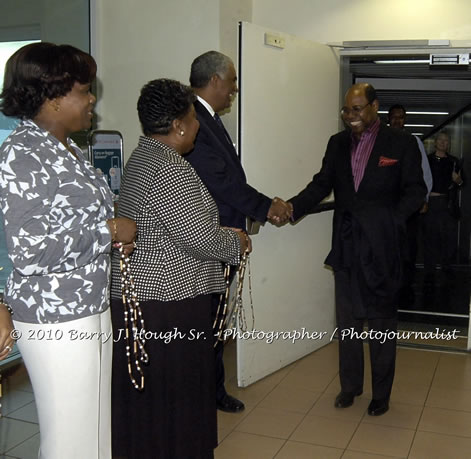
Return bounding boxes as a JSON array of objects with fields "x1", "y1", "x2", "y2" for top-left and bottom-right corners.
[{"x1": 213, "y1": 113, "x2": 233, "y2": 145}]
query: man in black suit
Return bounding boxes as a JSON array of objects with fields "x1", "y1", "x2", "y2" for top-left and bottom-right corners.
[
  {"x1": 187, "y1": 50, "x2": 292, "y2": 413},
  {"x1": 388, "y1": 104, "x2": 432, "y2": 304},
  {"x1": 289, "y1": 83, "x2": 426, "y2": 416}
]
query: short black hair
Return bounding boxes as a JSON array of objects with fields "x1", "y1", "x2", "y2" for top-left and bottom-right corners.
[
  {"x1": 189, "y1": 51, "x2": 232, "y2": 88},
  {"x1": 388, "y1": 104, "x2": 406, "y2": 118},
  {"x1": 1, "y1": 42, "x2": 96, "y2": 119},
  {"x1": 137, "y1": 79, "x2": 196, "y2": 136}
]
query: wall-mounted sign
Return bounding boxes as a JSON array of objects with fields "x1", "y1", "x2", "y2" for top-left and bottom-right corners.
[{"x1": 88, "y1": 130, "x2": 124, "y2": 198}]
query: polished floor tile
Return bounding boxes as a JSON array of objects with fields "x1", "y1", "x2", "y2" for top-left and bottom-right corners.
[
  {"x1": 6, "y1": 403, "x2": 38, "y2": 425},
  {"x1": 409, "y1": 431, "x2": 471, "y2": 459},
  {"x1": 277, "y1": 367, "x2": 337, "y2": 392},
  {"x1": 390, "y1": 381, "x2": 430, "y2": 406},
  {"x1": 347, "y1": 423, "x2": 415, "y2": 457},
  {"x1": 274, "y1": 440, "x2": 343, "y2": 458},
  {"x1": 0, "y1": 418, "x2": 38, "y2": 454},
  {"x1": 0, "y1": 390, "x2": 35, "y2": 418},
  {"x1": 234, "y1": 406, "x2": 304, "y2": 439},
  {"x1": 290, "y1": 415, "x2": 359, "y2": 448},
  {"x1": 426, "y1": 385, "x2": 471, "y2": 411},
  {"x1": 342, "y1": 451, "x2": 401, "y2": 459},
  {"x1": 418, "y1": 406, "x2": 471, "y2": 437},
  {"x1": 4, "y1": 433, "x2": 39, "y2": 459},
  {"x1": 258, "y1": 384, "x2": 321, "y2": 414},
  {"x1": 214, "y1": 431, "x2": 284, "y2": 459}
]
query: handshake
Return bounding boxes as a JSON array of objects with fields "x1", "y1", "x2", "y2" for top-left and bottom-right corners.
[{"x1": 267, "y1": 197, "x2": 293, "y2": 225}]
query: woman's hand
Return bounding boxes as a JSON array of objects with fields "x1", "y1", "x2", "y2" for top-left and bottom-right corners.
[
  {"x1": 0, "y1": 304, "x2": 14, "y2": 361},
  {"x1": 113, "y1": 241, "x2": 136, "y2": 257},
  {"x1": 107, "y1": 217, "x2": 137, "y2": 245},
  {"x1": 224, "y1": 227, "x2": 252, "y2": 254}
]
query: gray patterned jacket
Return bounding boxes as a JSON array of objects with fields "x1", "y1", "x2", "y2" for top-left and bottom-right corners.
[
  {"x1": 0, "y1": 120, "x2": 114, "y2": 323},
  {"x1": 111, "y1": 136, "x2": 240, "y2": 302}
]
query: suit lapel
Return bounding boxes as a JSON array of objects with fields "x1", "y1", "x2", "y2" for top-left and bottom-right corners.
[
  {"x1": 195, "y1": 101, "x2": 236, "y2": 154},
  {"x1": 338, "y1": 131, "x2": 356, "y2": 192},
  {"x1": 194, "y1": 100, "x2": 245, "y2": 175}
]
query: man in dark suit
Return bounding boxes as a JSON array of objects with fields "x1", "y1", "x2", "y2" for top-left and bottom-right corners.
[
  {"x1": 289, "y1": 83, "x2": 426, "y2": 416},
  {"x1": 388, "y1": 104, "x2": 432, "y2": 305},
  {"x1": 187, "y1": 50, "x2": 292, "y2": 413}
]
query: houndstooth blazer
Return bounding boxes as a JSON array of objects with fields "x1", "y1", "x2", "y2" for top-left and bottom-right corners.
[{"x1": 111, "y1": 136, "x2": 240, "y2": 302}]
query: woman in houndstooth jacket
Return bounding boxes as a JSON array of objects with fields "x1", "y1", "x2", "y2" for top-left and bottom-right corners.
[{"x1": 111, "y1": 79, "x2": 250, "y2": 459}]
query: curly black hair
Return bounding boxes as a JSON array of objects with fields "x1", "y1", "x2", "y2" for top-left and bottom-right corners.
[
  {"x1": 388, "y1": 104, "x2": 406, "y2": 118},
  {"x1": 1, "y1": 42, "x2": 96, "y2": 119},
  {"x1": 138, "y1": 79, "x2": 196, "y2": 136}
]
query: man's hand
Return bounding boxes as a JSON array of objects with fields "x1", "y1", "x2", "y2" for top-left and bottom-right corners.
[
  {"x1": 267, "y1": 197, "x2": 293, "y2": 225},
  {"x1": 452, "y1": 171, "x2": 463, "y2": 186}
]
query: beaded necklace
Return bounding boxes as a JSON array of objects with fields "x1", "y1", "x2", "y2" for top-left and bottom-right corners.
[{"x1": 119, "y1": 244, "x2": 149, "y2": 391}]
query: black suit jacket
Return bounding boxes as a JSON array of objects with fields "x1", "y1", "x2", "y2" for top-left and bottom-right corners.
[
  {"x1": 186, "y1": 100, "x2": 271, "y2": 230},
  {"x1": 290, "y1": 124, "x2": 427, "y2": 316}
]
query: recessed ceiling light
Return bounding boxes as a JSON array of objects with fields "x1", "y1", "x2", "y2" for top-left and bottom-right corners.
[
  {"x1": 373, "y1": 59, "x2": 430, "y2": 64},
  {"x1": 378, "y1": 111, "x2": 449, "y2": 115}
]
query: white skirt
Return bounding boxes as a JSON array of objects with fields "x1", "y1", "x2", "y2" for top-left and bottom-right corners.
[{"x1": 14, "y1": 309, "x2": 112, "y2": 459}]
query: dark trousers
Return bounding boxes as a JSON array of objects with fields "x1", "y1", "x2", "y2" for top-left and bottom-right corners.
[
  {"x1": 422, "y1": 195, "x2": 458, "y2": 273},
  {"x1": 335, "y1": 270, "x2": 398, "y2": 400},
  {"x1": 211, "y1": 292, "x2": 227, "y2": 401},
  {"x1": 404, "y1": 211, "x2": 420, "y2": 286}
]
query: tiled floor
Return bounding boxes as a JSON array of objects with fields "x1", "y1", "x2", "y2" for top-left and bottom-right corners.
[
  {"x1": 216, "y1": 341, "x2": 471, "y2": 459},
  {"x1": 2, "y1": 342, "x2": 471, "y2": 458},
  {"x1": 0, "y1": 364, "x2": 39, "y2": 459}
]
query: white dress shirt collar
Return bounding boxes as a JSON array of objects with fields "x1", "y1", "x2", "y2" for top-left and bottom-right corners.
[{"x1": 196, "y1": 95, "x2": 216, "y2": 117}]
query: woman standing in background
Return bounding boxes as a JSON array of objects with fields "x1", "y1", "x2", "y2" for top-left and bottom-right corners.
[{"x1": 423, "y1": 130, "x2": 464, "y2": 281}]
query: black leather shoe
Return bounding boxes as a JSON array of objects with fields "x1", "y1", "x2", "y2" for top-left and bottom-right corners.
[
  {"x1": 334, "y1": 390, "x2": 363, "y2": 408},
  {"x1": 368, "y1": 398, "x2": 389, "y2": 416},
  {"x1": 217, "y1": 394, "x2": 245, "y2": 413}
]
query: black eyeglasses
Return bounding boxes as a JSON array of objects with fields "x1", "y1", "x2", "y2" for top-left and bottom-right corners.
[{"x1": 340, "y1": 102, "x2": 371, "y2": 117}]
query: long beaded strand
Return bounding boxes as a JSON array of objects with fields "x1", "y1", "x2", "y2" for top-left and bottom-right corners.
[
  {"x1": 213, "y1": 251, "x2": 255, "y2": 345},
  {"x1": 119, "y1": 244, "x2": 149, "y2": 390}
]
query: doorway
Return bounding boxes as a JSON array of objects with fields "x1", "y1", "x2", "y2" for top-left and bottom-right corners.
[{"x1": 340, "y1": 44, "x2": 471, "y2": 351}]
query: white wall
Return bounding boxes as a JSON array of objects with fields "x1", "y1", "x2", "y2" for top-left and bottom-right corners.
[
  {"x1": 93, "y1": 0, "x2": 220, "y2": 154},
  {"x1": 252, "y1": 0, "x2": 471, "y2": 43}
]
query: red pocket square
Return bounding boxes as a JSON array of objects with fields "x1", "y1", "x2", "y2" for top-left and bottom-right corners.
[{"x1": 378, "y1": 156, "x2": 398, "y2": 167}]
